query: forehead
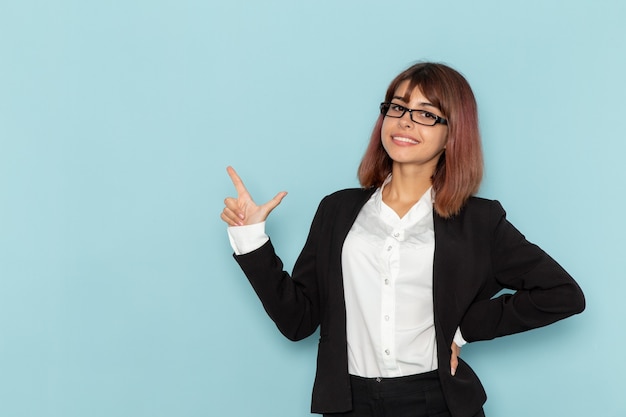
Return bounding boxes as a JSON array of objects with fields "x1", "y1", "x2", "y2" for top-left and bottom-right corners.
[{"x1": 393, "y1": 80, "x2": 432, "y2": 105}]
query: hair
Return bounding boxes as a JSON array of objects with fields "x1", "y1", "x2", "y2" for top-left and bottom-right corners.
[{"x1": 357, "y1": 62, "x2": 483, "y2": 218}]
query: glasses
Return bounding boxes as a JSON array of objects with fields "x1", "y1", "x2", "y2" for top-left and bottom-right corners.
[{"x1": 380, "y1": 102, "x2": 448, "y2": 126}]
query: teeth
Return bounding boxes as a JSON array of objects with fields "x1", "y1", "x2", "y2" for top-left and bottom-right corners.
[{"x1": 393, "y1": 136, "x2": 418, "y2": 144}]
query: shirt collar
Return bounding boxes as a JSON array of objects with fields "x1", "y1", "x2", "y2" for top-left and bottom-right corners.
[{"x1": 375, "y1": 174, "x2": 434, "y2": 225}]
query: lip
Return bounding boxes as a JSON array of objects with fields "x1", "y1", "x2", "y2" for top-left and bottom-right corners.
[{"x1": 391, "y1": 135, "x2": 420, "y2": 145}]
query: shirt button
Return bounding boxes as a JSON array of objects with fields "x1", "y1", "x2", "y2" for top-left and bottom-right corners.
[
  {"x1": 387, "y1": 245, "x2": 393, "y2": 251},
  {"x1": 384, "y1": 349, "x2": 390, "y2": 355},
  {"x1": 384, "y1": 279, "x2": 389, "y2": 285},
  {"x1": 393, "y1": 232, "x2": 400, "y2": 238},
  {"x1": 384, "y1": 315, "x2": 390, "y2": 321}
]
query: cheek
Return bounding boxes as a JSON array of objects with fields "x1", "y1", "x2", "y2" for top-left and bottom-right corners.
[
  {"x1": 379, "y1": 119, "x2": 390, "y2": 142},
  {"x1": 379, "y1": 118, "x2": 399, "y2": 145},
  {"x1": 380, "y1": 118, "x2": 392, "y2": 135},
  {"x1": 380, "y1": 135, "x2": 391, "y2": 155},
  {"x1": 379, "y1": 123, "x2": 394, "y2": 151},
  {"x1": 435, "y1": 131, "x2": 449, "y2": 149}
]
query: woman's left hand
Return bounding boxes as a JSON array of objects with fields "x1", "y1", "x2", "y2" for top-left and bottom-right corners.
[{"x1": 450, "y1": 342, "x2": 461, "y2": 376}]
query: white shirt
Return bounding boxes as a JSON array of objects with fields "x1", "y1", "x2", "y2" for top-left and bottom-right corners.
[
  {"x1": 342, "y1": 181, "x2": 438, "y2": 377},
  {"x1": 227, "y1": 180, "x2": 466, "y2": 378}
]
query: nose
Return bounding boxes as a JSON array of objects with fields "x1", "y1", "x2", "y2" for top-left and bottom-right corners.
[{"x1": 398, "y1": 110, "x2": 414, "y2": 127}]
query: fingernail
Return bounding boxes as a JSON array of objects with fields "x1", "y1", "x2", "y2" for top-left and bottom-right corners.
[{"x1": 451, "y1": 368, "x2": 456, "y2": 376}]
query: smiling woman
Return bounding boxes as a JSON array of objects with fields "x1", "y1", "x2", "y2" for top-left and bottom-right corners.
[
  {"x1": 379, "y1": 82, "x2": 450, "y2": 212},
  {"x1": 221, "y1": 62, "x2": 585, "y2": 417},
  {"x1": 360, "y1": 63, "x2": 483, "y2": 219}
]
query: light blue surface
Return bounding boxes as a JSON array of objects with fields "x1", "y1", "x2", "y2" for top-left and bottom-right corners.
[{"x1": 1, "y1": 1, "x2": 624, "y2": 416}]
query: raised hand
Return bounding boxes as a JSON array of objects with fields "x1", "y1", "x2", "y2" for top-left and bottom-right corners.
[{"x1": 221, "y1": 166, "x2": 287, "y2": 227}]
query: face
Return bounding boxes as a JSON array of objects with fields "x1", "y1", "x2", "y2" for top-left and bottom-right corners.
[{"x1": 381, "y1": 80, "x2": 448, "y2": 173}]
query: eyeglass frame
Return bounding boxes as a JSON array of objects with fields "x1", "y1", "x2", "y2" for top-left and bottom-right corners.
[{"x1": 379, "y1": 102, "x2": 448, "y2": 126}]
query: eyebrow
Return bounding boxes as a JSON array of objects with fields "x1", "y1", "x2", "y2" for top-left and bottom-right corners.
[{"x1": 392, "y1": 95, "x2": 438, "y2": 109}]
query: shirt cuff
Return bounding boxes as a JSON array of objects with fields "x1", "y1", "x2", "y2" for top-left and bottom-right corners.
[
  {"x1": 453, "y1": 327, "x2": 467, "y2": 347},
  {"x1": 227, "y1": 222, "x2": 269, "y2": 255}
]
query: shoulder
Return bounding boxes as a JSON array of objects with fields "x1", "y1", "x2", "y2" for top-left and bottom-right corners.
[
  {"x1": 435, "y1": 196, "x2": 514, "y2": 246},
  {"x1": 312, "y1": 187, "x2": 376, "y2": 221},
  {"x1": 439, "y1": 196, "x2": 507, "y2": 228},
  {"x1": 462, "y1": 196, "x2": 507, "y2": 216},
  {"x1": 320, "y1": 187, "x2": 376, "y2": 207}
]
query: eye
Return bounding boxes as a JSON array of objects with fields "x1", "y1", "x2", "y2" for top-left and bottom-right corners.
[
  {"x1": 418, "y1": 110, "x2": 437, "y2": 120},
  {"x1": 390, "y1": 104, "x2": 406, "y2": 112}
]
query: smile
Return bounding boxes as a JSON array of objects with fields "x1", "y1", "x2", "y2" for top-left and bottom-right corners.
[{"x1": 392, "y1": 136, "x2": 420, "y2": 145}]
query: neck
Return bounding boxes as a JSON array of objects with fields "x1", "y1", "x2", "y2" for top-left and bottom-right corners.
[
  {"x1": 385, "y1": 164, "x2": 433, "y2": 201},
  {"x1": 382, "y1": 164, "x2": 434, "y2": 217}
]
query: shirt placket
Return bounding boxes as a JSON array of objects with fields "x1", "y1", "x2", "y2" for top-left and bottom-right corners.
[{"x1": 380, "y1": 228, "x2": 404, "y2": 376}]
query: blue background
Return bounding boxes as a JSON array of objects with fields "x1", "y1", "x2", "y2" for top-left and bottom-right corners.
[{"x1": 1, "y1": 1, "x2": 624, "y2": 416}]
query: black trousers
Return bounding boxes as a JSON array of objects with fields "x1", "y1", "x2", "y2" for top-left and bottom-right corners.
[{"x1": 323, "y1": 371, "x2": 485, "y2": 417}]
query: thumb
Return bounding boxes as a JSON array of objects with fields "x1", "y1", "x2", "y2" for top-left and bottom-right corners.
[{"x1": 264, "y1": 191, "x2": 288, "y2": 214}]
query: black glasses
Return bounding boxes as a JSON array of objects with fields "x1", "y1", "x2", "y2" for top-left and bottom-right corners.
[{"x1": 380, "y1": 102, "x2": 448, "y2": 126}]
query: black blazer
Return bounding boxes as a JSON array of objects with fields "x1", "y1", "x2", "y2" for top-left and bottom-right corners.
[{"x1": 234, "y1": 188, "x2": 585, "y2": 417}]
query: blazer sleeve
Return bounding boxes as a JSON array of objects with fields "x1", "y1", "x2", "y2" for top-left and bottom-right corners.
[
  {"x1": 232, "y1": 196, "x2": 328, "y2": 342},
  {"x1": 459, "y1": 201, "x2": 585, "y2": 342}
]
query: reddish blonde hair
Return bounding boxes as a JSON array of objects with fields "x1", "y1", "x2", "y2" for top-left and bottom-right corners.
[{"x1": 358, "y1": 62, "x2": 483, "y2": 218}]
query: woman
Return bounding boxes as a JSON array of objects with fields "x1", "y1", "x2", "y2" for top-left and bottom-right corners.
[{"x1": 221, "y1": 62, "x2": 585, "y2": 417}]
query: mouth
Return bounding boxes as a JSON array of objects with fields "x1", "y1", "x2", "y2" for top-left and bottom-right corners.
[{"x1": 391, "y1": 135, "x2": 420, "y2": 145}]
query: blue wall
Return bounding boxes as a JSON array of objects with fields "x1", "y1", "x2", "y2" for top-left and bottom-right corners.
[{"x1": 1, "y1": 1, "x2": 624, "y2": 416}]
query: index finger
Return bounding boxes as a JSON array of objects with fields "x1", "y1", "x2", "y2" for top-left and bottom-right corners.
[{"x1": 226, "y1": 166, "x2": 249, "y2": 196}]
